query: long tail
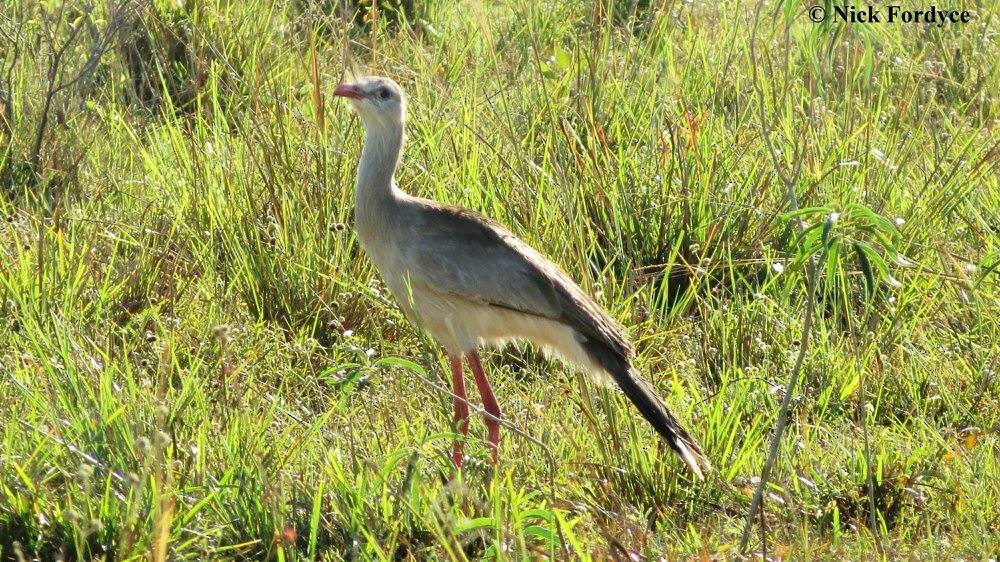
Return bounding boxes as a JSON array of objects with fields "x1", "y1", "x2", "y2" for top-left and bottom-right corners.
[
  {"x1": 570, "y1": 328, "x2": 713, "y2": 478},
  {"x1": 609, "y1": 368, "x2": 713, "y2": 478}
]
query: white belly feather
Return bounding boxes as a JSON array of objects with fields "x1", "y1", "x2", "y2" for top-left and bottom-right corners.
[{"x1": 386, "y1": 280, "x2": 614, "y2": 385}]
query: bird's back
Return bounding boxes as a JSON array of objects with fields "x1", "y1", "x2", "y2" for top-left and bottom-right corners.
[{"x1": 381, "y1": 196, "x2": 631, "y2": 360}]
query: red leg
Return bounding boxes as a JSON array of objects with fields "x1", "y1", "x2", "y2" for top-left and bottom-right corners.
[
  {"x1": 467, "y1": 351, "x2": 502, "y2": 464},
  {"x1": 449, "y1": 354, "x2": 470, "y2": 468}
]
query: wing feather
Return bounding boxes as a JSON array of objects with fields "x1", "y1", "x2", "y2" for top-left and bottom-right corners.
[{"x1": 399, "y1": 200, "x2": 631, "y2": 359}]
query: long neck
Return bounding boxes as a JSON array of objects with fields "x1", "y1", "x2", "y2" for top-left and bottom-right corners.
[{"x1": 356, "y1": 122, "x2": 405, "y2": 214}]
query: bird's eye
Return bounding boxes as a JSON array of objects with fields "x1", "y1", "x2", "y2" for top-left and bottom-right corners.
[{"x1": 378, "y1": 87, "x2": 391, "y2": 100}]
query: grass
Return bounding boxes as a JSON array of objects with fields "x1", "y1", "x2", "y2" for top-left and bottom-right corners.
[{"x1": 1, "y1": 0, "x2": 998, "y2": 559}]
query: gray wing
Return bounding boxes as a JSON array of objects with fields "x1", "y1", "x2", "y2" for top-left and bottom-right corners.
[{"x1": 400, "y1": 201, "x2": 632, "y2": 360}]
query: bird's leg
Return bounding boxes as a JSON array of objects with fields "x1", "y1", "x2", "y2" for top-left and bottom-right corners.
[
  {"x1": 467, "y1": 351, "x2": 502, "y2": 464},
  {"x1": 449, "y1": 354, "x2": 470, "y2": 468}
]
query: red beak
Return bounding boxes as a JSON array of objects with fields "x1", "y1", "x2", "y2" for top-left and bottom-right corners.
[{"x1": 333, "y1": 84, "x2": 364, "y2": 100}]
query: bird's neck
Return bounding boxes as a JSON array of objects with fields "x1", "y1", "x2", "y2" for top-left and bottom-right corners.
[{"x1": 356, "y1": 122, "x2": 405, "y2": 214}]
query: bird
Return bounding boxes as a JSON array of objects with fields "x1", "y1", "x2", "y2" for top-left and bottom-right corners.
[{"x1": 333, "y1": 76, "x2": 712, "y2": 478}]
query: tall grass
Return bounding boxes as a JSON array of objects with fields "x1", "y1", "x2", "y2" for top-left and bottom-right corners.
[{"x1": 1, "y1": 0, "x2": 998, "y2": 559}]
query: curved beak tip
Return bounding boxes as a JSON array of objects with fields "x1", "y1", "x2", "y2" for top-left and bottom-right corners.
[{"x1": 334, "y1": 84, "x2": 364, "y2": 100}]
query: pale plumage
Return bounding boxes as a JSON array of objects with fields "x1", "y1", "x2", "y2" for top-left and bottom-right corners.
[{"x1": 334, "y1": 76, "x2": 711, "y2": 477}]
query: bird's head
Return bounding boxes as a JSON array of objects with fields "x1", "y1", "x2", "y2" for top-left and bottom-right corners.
[{"x1": 333, "y1": 76, "x2": 406, "y2": 131}]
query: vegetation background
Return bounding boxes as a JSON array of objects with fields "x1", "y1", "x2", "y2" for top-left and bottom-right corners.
[{"x1": 1, "y1": 0, "x2": 998, "y2": 559}]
